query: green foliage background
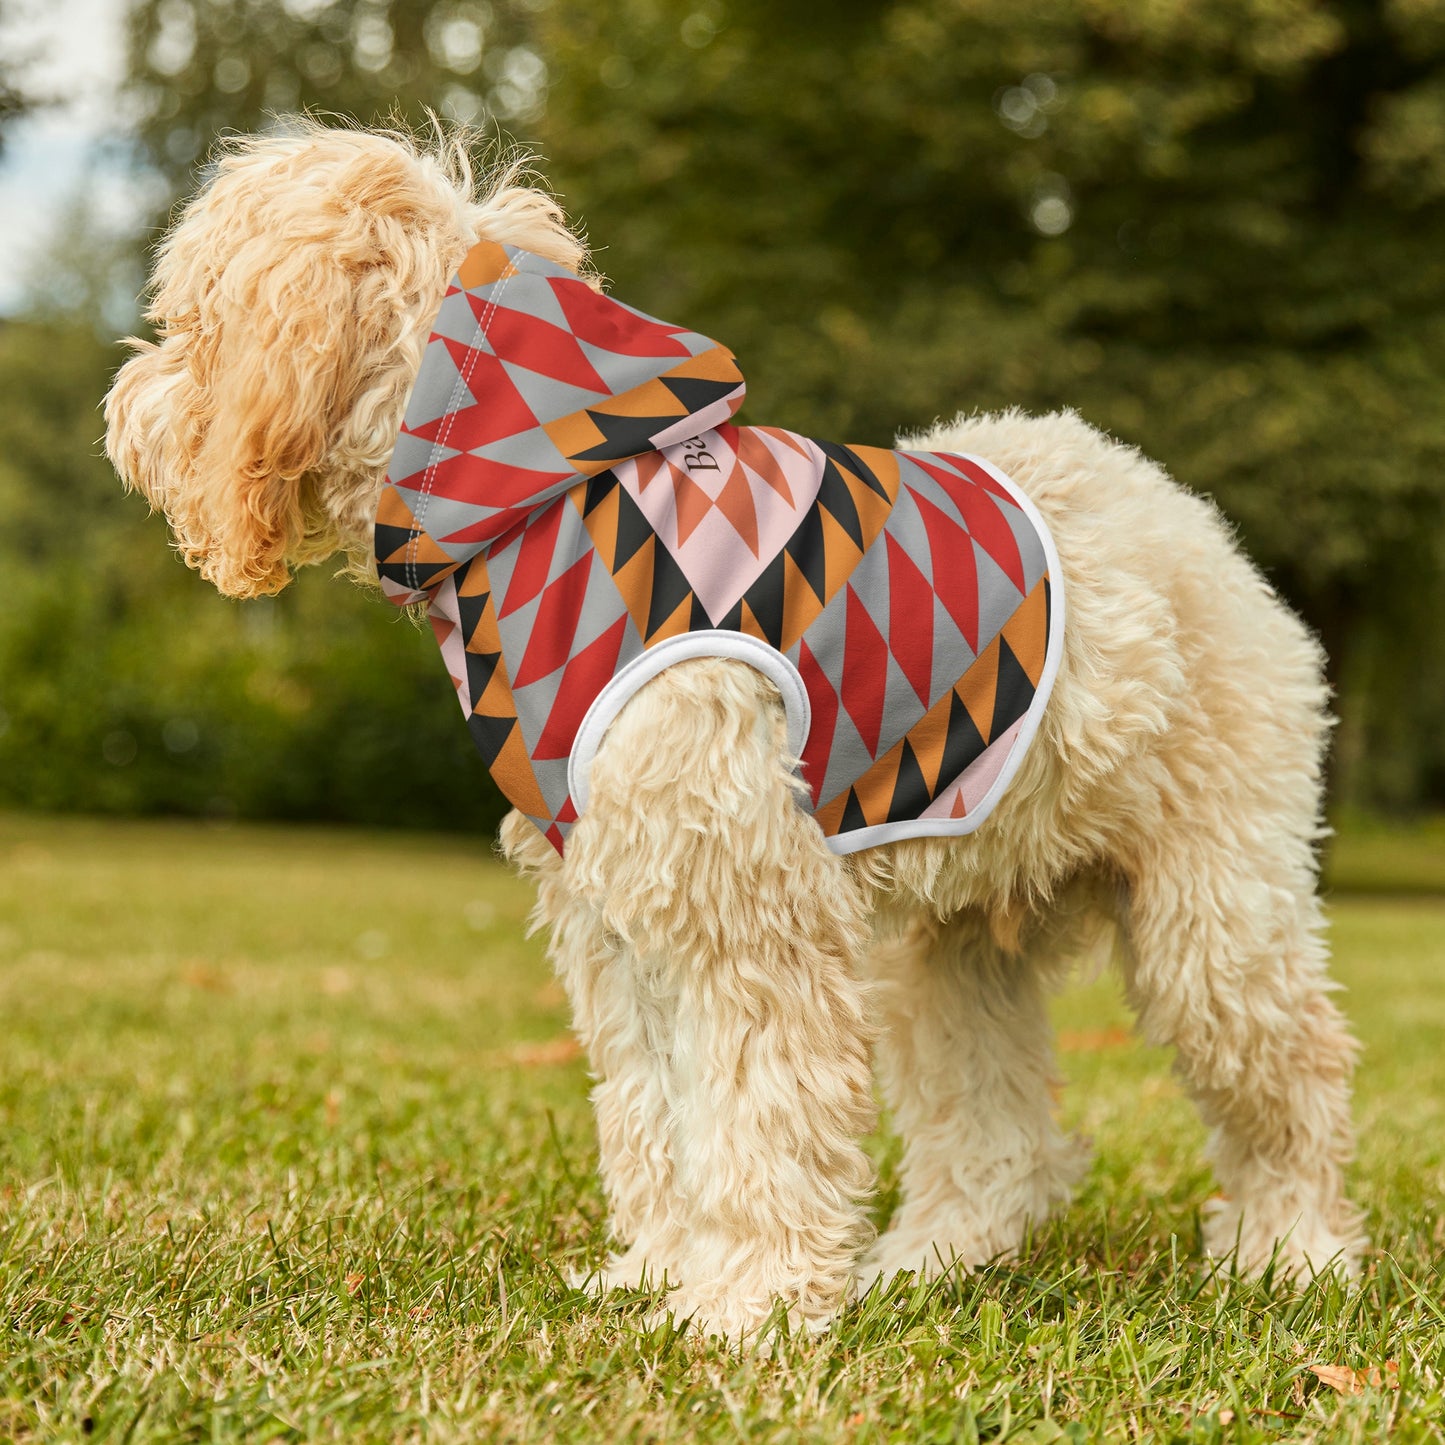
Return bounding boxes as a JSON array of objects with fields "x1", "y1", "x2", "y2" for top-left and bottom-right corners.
[{"x1": 2, "y1": 0, "x2": 1444, "y2": 825}]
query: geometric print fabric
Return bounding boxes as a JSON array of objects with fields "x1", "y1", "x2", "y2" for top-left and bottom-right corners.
[{"x1": 377, "y1": 242, "x2": 1061, "y2": 854}]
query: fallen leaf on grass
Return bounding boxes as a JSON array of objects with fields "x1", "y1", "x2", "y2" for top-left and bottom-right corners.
[
  {"x1": 1310, "y1": 1362, "x2": 1399, "y2": 1395},
  {"x1": 180, "y1": 960, "x2": 230, "y2": 993},
  {"x1": 1056, "y1": 1027, "x2": 1133, "y2": 1052},
  {"x1": 344, "y1": 1273, "x2": 365, "y2": 1296},
  {"x1": 496, "y1": 1037, "x2": 584, "y2": 1068}
]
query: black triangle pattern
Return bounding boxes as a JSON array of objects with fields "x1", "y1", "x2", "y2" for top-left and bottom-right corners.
[
  {"x1": 661, "y1": 374, "x2": 741, "y2": 414},
  {"x1": 374, "y1": 520, "x2": 420, "y2": 562},
  {"x1": 814, "y1": 455, "x2": 865, "y2": 550},
  {"x1": 454, "y1": 586, "x2": 492, "y2": 645},
  {"x1": 990, "y1": 638, "x2": 1037, "y2": 745},
  {"x1": 938, "y1": 690, "x2": 987, "y2": 789},
  {"x1": 570, "y1": 409, "x2": 679, "y2": 464},
  {"x1": 467, "y1": 711, "x2": 516, "y2": 767},
  {"x1": 739, "y1": 550, "x2": 787, "y2": 645},
  {"x1": 612, "y1": 483, "x2": 655, "y2": 571},
  {"x1": 782, "y1": 503, "x2": 828, "y2": 602},
  {"x1": 644, "y1": 537, "x2": 695, "y2": 640},
  {"x1": 887, "y1": 740, "x2": 932, "y2": 824},
  {"x1": 464, "y1": 648, "x2": 501, "y2": 708},
  {"x1": 816, "y1": 439, "x2": 892, "y2": 501},
  {"x1": 401, "y1": 559, "x2": 458, "y2": 590},
  {"x1": 581, "y1": 472, "x2": 615, "y2": 517},
  {"x1": 840, "y1": 788, "x2": 869, "y2": 834}
]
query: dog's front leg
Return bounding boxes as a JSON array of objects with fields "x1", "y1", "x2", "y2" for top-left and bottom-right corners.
[
  {"x1": 565, "y1": 658, "x2": 878, "y2": 1344},
  {"x1": 501, "y1": 810, "x2": 689, "y2": 1290}
]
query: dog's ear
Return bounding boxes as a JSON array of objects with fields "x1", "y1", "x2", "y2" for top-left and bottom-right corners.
[
  {"x1": 105, "y1": 131, "x2": 460, "y2": 598},
  {"x1": 107, "y1": 222, "x2": 391, "y2": 599},
  {"x1": 182, "y1": 234, "x2": 367, "y2": 598},
  {"x1": 105, "y1": 126, "x2": 590, "y2": 599}
]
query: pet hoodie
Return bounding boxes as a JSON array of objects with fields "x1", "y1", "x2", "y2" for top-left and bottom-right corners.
[{"x1": 376, "y1": 242, "x2": 1064, "y2": 855}]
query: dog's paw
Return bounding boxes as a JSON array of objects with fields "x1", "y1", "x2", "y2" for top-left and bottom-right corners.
[
  {"x1": 860, "y1": 1138, "x2": 1091, "y2": 1295},
  {"x1": 569, "y1": 1245, "x2": 674, "y2": 1296},
  {"x1": 1202, "y1": 1196, "x2": 1366, "y2": 1282},
  {"x1": 645, "y1": 1287, "x2": 836, "y2": 1350},
  {"x1": 858, "y1": 1221, "x2": 1018, "y2": 1294}
]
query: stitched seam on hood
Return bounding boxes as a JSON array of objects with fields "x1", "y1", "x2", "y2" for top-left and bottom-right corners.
[{"x1": 404, "y1": 262, "x2": 518, "y2": 592}]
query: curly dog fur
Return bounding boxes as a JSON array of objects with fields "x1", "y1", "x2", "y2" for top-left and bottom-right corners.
[{"x1": 105, "y1": 122, "x2": 1364, "y2": 1342}]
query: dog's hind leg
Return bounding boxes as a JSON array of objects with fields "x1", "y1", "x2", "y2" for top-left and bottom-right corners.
[
  {"x1": 565, "y1": 658, "x2": 878, "y2": 1342},
  {"x1": 1120, "y1": 829, "x2": 1363, "y2": 1279},
  {"x1": 859, "y1": 911, "x2": 1088, "y2": 1289}
]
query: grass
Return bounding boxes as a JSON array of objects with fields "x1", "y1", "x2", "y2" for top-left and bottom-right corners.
[
  {"x1": 1, "y1": 811, "x2": 1442, "y2": 1443},
  {"x1": 1324, "y1": 811, "x2": 1445, "y2": 897}
]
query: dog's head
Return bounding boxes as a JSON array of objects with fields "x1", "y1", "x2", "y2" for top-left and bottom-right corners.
[{"x1": 105, "y1": 122, "x2": 587, "y2": 598}]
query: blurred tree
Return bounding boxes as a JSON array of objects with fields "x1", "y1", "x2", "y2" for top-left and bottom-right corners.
[
  {"x1": 27, "y1": 0, "x2": 1437, "y2": 821},
  {"x1": 535, "y1": 0, "x2": 1445, "y2": 807},
  {"x1": 0, "y1": 0, "x2": 37, "y2": 153},
  {"x1": 125, "y1": 0, "x2": 542, "y2": 186},
  {"x1": 0, "y1": 315, "x2": 508, "y2": 832}
]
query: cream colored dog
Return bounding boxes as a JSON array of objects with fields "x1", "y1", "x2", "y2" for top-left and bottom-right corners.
[{"x1": 105, "y1": 124, "x2": 1364, "y2": 1342}]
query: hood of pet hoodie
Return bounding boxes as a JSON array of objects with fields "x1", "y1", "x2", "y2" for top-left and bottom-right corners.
[
  {"x1": 375, "y1": 240, "x2": 749, "y2": 841},
  {"x1": 377, "y1": 241, "x2": 1064, "y2": 855}
]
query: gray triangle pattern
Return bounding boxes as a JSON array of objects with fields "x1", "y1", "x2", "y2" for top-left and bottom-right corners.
[
  {"x1": 917, "y1": 469, "x2": 970, "y2": 534},
  {"x1": 928, "y1": 595, "x2": 977, "y2": 707},
  {"x1": 548, "y1": 503, "x2": 595, "y2": 590},
  {"x1": 499, "y1": 358, "x2": 610, "y2": 426},
  {"x1": 845, "y1": 530, "x2": 893, "y2": 637},
  {"x1": 431, "y1": 293, "x2": 491, "y2": 350},
  {"x1": 403, "y1": 335, "x2": 480, "y2": 426},
  {"x1": 528, "y1": 754, "x2": 572, "y2": 826},
  {"x1": 569, "y1": 548, "x2": 634, "y2": 658},
  {"x1": 497, "y1": 550, "x2": 627, "y2": 764},
  {"x1": 492, "y1": 583, "x2": 544, "y2": 696},
  {"x1": 388, "y1": 431, "x2": 458, "y2": 485},
  {"x1": 398, "y1": 492, "x2": 508, "y2": 560},
  {"x1": 1002, "y1": 499, "x2": 1049, "y2": 595},
  {"x1": 973, "y1": 541, "x2": 1027, "y2": 654},
  {"x1": 576, "y1": 338, "x2": 694, "y2": 398},
  {"x1": 817, "y1": 707, "x2": 873, "y2": 812},
  {"x1": 798, "y1": 590, "x2": 849, "y2": 698},
  {"x1": 480, "y1": 518, "x2": 526, "y2": 615},
  {"x1": 469, "y1": 423, "x2": 575, "y2": 476},
  {"x1": 883, "y1": 482, "x2": 936, "y2": 586},
  {"x1": 478, "y1": 274, "x2": 573, "y2": 333},
  {"x1": 878, "y1": 650, "x2": 930, "y2": 759}
]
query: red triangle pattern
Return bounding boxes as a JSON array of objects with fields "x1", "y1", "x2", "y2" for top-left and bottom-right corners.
[
  {"x1": 409, "y1": 343, "x2": 537, "y2": 452},
  {"x1": 425, "y1": 450, "x2": 573, "y2": 514},
  {"x1": 511, "y1": 552, "x2": 595, "y2": 687},
  {"x1": 910, "y1": 485, "x2": 980, "y2": 651},
  {"x1": 840, "y1": 585, "x2": 889, "y2": 757},
  {"x1": 911, "y1": 455, "x2": 1026, "y2": 593},
  {"x1": 549, "y1": 276, "x2": 693, "y2": 358},
  {"x1": 477, "y1": 296, "x2": 612, "y2": 393},
  {"x1": 497, "y1": 498, "x2": 566, "y2": 619},
  {"x1": 532, "y1": 615, "x2": 630, "y2": 760},
  {"x1": 885, "y1": 533, "x2": 934, "y2": 707},
  {"x1": 796, "y1": 639, "x2": 838, "y2": 806}
]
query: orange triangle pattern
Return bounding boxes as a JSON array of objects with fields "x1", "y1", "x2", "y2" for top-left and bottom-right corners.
[{"x1": 817, "y1": 575, "x2": 1052, "y2": 833}]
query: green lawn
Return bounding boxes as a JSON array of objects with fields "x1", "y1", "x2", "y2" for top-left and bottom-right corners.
[{"x1": 1, "y1": 813, "x2": 1442, "y2": 1443}]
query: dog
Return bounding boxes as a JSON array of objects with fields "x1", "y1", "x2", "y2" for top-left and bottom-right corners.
[{"x1": 105, "y1": 122, "x2": 1364, "y2": 1342}]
